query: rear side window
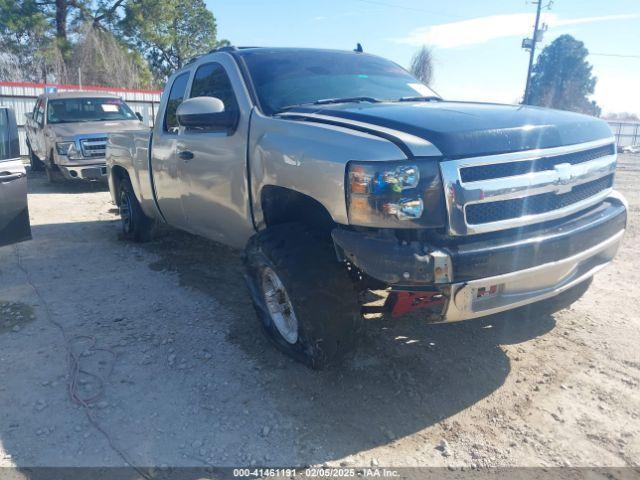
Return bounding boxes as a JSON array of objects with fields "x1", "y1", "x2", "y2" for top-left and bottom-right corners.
[
  {"x1": 190, "y1": 62, "x2": 239, "y2": 116},
  {"x1": 163, "y1": 72, "x2": 190, "y2": 133}
]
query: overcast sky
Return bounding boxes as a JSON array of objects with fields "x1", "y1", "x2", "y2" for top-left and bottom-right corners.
[{"x1": 210, "y1": 0, "x2": 640, "y2": 115}]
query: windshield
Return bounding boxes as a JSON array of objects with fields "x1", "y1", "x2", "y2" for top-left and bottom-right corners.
[
  {"x1": 46, "y1": 97, "x2": 137, "y2": 124},
  {"x1": 239, "y1": 49, "x2": 438, "y2": 115}
]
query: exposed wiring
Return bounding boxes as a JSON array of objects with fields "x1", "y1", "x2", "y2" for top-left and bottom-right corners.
[{"x1": 14, "y1": 244, "x2": 151, "y2": 480}]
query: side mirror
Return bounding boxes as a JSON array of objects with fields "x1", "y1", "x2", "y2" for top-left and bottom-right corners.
[
  {"x1": 176, "y1": 96, "x2": 238, "y2": 132},
  {"x1": 135, "y1": 112, "x2": 143, "y2": 122},
  {"x1": 25, "y1": 112, "x2": 33, "y2": 121}
]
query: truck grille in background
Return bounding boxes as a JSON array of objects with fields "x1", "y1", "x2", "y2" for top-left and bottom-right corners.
[
  {"x1": 439, "y1": 139, "x2": 618, "y2": 235},
  {"x1": 460, "y1": 144, "x2": 615, "y2": 183},
  {"x1": 465, "y1": 175, "x2": 614, "y2": 224},
  {"x1": 80, "y1": 137, "x2": 108, "y2": 158}
]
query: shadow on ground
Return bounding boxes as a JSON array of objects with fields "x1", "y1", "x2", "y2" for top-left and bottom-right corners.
[
  {"x1": 2, "y1": 219, "x2": 563, "y2": 476},
  {"x1": 27, "y1": 170, "x2": 109, "y2": 195},
  {"x1": 143, "y1": 227, "x2": 559, "y2": 462}
]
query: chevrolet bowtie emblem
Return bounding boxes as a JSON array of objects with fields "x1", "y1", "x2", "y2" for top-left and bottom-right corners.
[{"x1": 553, "y1": 162, "x2": 574, "y2": 194}]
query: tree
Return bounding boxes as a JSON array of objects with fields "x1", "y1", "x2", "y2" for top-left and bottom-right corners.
[
  {"x1": 409, "y1": 46, "x2": 434, "y2": 86},
  {"x1": 68, "y1": 24, "x2": 154, "y2": 88},
  {"x1": 121, "y1": 0, "x2": 224, "y2": 81},
  {"x1": 527, "y1": 35, "x2": 600, "y2": 116},
  {"x1": 0, "y1": 0, "x2": 51, "y2": 79},
  {"x1": 0, "y1": 0, "x2": 130, "y2": 81}
]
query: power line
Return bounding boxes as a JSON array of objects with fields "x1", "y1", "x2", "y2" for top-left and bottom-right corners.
[
  {"x1": 590, "y1": 52, "x2": 640, "y2": 59},
  {"x1": 353, "y1": 0, "x2": 467, "y2": 19}
]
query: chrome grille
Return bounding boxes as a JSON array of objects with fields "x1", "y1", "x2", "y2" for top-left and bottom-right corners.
[
  {"x1": 466, "y1": 175, "x2": 614, "y2": 224},
  {"x1": 79, "y1": 137, "x2": 108, "y2": 158},
  {"x1": 439, "y1": 138, "x2": 617, "y2": 235},
  {"x1": 460, "y1": 144, "x2": 615, "y2": 183}
]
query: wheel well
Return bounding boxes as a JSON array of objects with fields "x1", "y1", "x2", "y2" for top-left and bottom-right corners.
[
  {"x1": 111, "y1": 166, "x2": 130, "y2": 205},
  {"x1": 261, "y1": 186, "x2": 336, "y2": 234}
]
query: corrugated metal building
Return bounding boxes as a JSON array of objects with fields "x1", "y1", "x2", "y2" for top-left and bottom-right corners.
[
  {"x1": 607, "y1": 120, "x2": 640, "y2": 149},
  {"x1": 0, "y1": 81, "x2": 161, "y2": 156}
]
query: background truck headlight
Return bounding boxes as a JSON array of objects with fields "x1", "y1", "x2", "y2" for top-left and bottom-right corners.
[
  {"x1": 56, "y1": 142, "x2": 75, "y2": 155},
  {"x1": 56, "y1": 141, "x2": 82, "y2": 160},
  {"x1": 347, "y1": 160, "x2": 446, "y2": 228}
]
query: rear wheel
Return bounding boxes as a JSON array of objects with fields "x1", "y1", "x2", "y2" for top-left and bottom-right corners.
[
  {"x1": 244, "y1": 223, "x2": 361, "y2": 369},
  {"x1": 117, "y1": 177, "x2": 154, "y2": 242}
]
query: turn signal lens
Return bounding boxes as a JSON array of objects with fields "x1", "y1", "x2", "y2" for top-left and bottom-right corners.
[{"x1": 349, "y1": 165, "x2": 371, "y2": 194}]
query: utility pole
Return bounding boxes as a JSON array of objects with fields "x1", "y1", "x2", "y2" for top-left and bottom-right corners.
[{"x1": 522, "y1": 0, "x2": 551, "y2": 104}]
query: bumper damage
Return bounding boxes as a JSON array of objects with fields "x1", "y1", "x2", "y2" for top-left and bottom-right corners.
[
  {"x1": 59, "y1": 163, "x2": 108, "y2": 181},
  {"x1": 333, "y1": 193, "x2": 627, "y2": 322}
]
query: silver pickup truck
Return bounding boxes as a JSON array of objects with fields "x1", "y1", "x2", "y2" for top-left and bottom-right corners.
[
  {"x1": 25, "y1": 92, "x2": 143, "y2": 182},
  {"x1": 107, "y1": 46, "x2": 627, "y2": 368}
]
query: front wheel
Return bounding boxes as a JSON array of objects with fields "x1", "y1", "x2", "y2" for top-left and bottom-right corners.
[
  {"x1": 117, "y1": 177, "x2": 154, "y2": 242},
  {"x1": 28, "y1": 145, "x2": 45, "y2": 172},
  {"x1": 45, "y1": 152, "x2": 64, "y2": 183},
  {"x1": 244, "y1": 223, "x2": 362, "y2": 369}
]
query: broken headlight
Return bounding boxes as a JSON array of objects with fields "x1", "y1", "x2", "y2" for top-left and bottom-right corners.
[
  {"x1": 56, "y1": 141, "x2": 82, "y2": 159},
  {"x1": 347, "y1": 160, "x2": 446, "y2": 228}
]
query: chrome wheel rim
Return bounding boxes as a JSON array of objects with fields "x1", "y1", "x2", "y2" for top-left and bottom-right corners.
[
  {"x1": 119, "y1": 190, "x2": 132, "y2": 233},
  {"x1": 261, "y1": 267, "x2": 299, "y2": 344}
]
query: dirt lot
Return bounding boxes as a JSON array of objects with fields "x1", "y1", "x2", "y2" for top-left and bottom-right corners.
[{"x1": 0, "y1": 155, "x2": 638, "y2": 472}]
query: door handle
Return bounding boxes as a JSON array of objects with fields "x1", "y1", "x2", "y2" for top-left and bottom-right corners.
[
  {"x1": 178, "y1": 150, "x2": 194, "y2": 161},
  {"x1": 0, "y1": 172, "x2": 24, "y2": 183}
]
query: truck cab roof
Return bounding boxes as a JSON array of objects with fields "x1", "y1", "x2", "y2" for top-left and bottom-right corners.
[{"x1": 39, "y1": 91, "x2": 121, "y2": 100}]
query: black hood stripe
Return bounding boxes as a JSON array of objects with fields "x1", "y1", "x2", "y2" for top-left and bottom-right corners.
[{"x1": 279, "y1": 111, "x2": 442, "y2": 159}]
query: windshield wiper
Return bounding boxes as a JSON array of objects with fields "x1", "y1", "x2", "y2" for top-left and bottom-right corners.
[
  {"x1": 277, "y1": 96, "x2": 382, "y2": 113},
  {"x1": 397, "y1": 95, "x2": 442, "y2": 102},
  {"x1": 313, "y1": 96, "x2": 382, "y2": 105}
]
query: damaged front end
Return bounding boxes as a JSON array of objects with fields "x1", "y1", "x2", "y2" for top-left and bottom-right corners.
[{"x1": 333, "y1": 193, "x2": 627, "y2": 322}]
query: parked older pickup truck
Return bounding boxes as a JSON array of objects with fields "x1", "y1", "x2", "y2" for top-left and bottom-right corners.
[
  {"x1": 26, "y1": 92, "x2": 143, "y2": 182},
  {"x1": 107, "y1": 47, "x2": 627, "y2": 368}
]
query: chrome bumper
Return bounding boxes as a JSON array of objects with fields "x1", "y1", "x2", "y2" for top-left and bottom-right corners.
[{"x1": 442, "y1": 229, "x2": 624, "y2": 322}]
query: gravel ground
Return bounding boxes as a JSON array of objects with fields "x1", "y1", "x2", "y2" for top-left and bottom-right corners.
[{"x1": 0, "y1": 155, "x2": 638, "y2": 471}]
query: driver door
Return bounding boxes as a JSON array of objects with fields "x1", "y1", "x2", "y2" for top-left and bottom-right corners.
[{"x1": 0, "y1": 108, "x2": 32, "y2": 247}]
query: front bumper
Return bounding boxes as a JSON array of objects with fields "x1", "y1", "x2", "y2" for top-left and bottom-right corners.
[
  {"x1": 59, "y1": 163, "x2": 108, "y2": 181},
  {"x1": 333, "y1": 192, "x2": 627, "y2": 322}
]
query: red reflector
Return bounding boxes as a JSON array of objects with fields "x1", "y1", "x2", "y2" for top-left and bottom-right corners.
[{"x1": 476, "y1": 284, "x2": 499, "y2": 298}]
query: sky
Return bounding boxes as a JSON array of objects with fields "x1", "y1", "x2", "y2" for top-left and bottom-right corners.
[{"x1": 207, "y1": 0, "x2": 640, "y2": 115}]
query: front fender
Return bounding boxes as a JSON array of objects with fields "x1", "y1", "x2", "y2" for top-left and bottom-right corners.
[{"x1": 249, "y1": 111, "x2": 408, "y2": 229}]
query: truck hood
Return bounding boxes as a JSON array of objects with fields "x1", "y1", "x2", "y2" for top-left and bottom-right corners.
[
  {"x1": 51, "y1": 120, "x2": 144, "y2": 139},
  {"x1": 283, "y1": 101, "x2": 613, "y2": 158}
]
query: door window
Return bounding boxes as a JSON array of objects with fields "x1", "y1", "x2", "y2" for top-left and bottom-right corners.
[
  {"x1": 163, "y1": 72, "x2": 190, "y2": 134},
  {"x1": 190, "y1": 62, "x2": 239, "y2": 126},
  {"x1": 0, "y1": 109, "x2": 10, "y2": 161},
  {"x1": 35, "y1": 99, "x2": 45, "y2": 125}
]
